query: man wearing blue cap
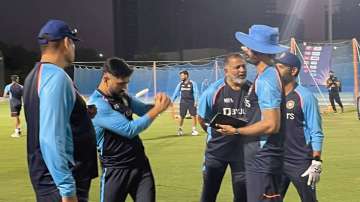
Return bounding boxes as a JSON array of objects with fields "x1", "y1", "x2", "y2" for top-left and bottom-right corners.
[
  {"x1": 23, "y1": 19, "x2": 98, "y2": 202},
  {"x1": 217, "y1": 25, "x2": 287, "y2": 202},
  {"x1": 275, "y1": 52, "x2": 323, "y2": 202}
]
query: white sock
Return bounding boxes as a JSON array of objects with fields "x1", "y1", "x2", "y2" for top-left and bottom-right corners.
[
  {"x1": 15, "y1": 128, "x2": 20, "y2": 134},
  {"x1": 192, "y1": 127, "x2": 196, "y2": 131}
]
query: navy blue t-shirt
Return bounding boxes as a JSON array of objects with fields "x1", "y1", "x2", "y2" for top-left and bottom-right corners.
[
  {"x1": 171, "y1": 80, "x2": 199, "y2": 103},
  {"x1": 198, "y1": 78, "x2": 251, "y2": 161},
  {"x1": 283, "y1": 84, "x2": 324, "y2": 165}
]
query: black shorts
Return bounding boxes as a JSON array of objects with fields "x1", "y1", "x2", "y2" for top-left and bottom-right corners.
[
  {"x1": 10, "y1": 102, "x2": 22, "y2": 117},
  {"x1": 179, "y1": 102, "x2": 196, "y2": 118},
  {"x1": 100, "y1": 163, "x2": 155, "y2": 202},
  {"x1": 35, "y1": 179, "x2": 91, "y2": 202}
]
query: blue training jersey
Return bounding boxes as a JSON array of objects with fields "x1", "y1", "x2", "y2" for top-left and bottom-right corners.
[
  {"x1": 243, "y1": 66, "x2": 285, "y2": 174},
  {"x1": 171, "y1": 80, "x2": 199, "y2": 103},
  {"x1": 284, "y1": 83, "x2": 324, "y2": 164},
  {"x1": 88, "y1": 89, "x2": 154, "y2": 168},
  {"x1": 4, "y1": 82, "x2": 23, "y2": 104},
  {"x1": 198, "y1": 78, "x2": 251, "y2": 161},
  {"x1": 24, "y1": 63, "x2": 98, "y2": 197}
]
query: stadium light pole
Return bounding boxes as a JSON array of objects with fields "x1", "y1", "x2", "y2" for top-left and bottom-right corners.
[
  {"x1": 328, "y1": 0, "x2": 333, "y2": 44},
  {"x1": 0, "y1": 50, "x2": 4, "y2": 96}
]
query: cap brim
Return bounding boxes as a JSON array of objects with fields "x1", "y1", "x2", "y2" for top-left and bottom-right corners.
[
  {"x1": 69, "y1": 35, "x2": 81, "y2": 42},
  {"x1": 235, "y1": 32, "x2": 289, "y2": 54}
]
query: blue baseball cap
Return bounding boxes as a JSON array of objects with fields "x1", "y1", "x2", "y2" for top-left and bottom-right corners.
[
  {"x1": 235, "y1": 25, "x2": 288, "y2": 54},
  {"x1": 38, "y1": 19, "x2": 80, "y2": 45},
  {"x1": 274, "y1": 52, "x2": 302, "y2": 69}
]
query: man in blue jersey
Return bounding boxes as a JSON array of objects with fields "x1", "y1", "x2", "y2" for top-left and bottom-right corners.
[
  {"x1": 3, "y1": 75, "x2": 23, "y2": 137},
  {"x1": 171, "y1": 70, "x2": 200, "y2": 136},
  {"x1": 275, "y1": 52, "x2": 323, "y2": 202},
  {"x1": 23, "y1": 19, "x2": 98, "y2": 202},
  {"x1": 88, "y1": 57, "x2": 171, "y2": 202},
  {"x1": 217, "y1": 25, "x2": 288, "y2": 202},
  {"x1": 198, "y1": 53, "x2": 251, "y2": 202}
]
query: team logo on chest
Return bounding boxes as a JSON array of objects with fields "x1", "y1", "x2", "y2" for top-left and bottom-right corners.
[{"x1": 286, "y1": 100, "x2": 295, "y2": 110}]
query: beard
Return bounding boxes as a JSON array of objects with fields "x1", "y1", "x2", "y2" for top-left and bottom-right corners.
[
  {"x1": 282, "y1": 75, "x2": 293, "y2": 85},
  {"x1": 109, "y1": 89, "x2": 126, "y2": 99},
  {"x1": 244, "y1": 56, "x2": 260, "y2": 66},
  {"x1": 232, "y1": 77, "x2": 247, "y2": 85}
]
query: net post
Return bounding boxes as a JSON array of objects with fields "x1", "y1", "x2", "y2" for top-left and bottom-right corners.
[
  {"x1": 215, "y1": 60, "x2": 218, "y2": 81},
  {"x1": 352, "y1": 39, "x2": 359, "y2": 102},
  {"x1": 290, "y1": 37, "x2": 296, "y2": 54},
  {"x1": 153, "y1": 61, "x2": 157, "y2": 96},
  {"x1": 291, "y1": 38, "x2": 301, "y2": 85}
]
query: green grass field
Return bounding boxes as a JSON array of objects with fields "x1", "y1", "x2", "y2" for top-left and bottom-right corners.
[{"x1": 0, "y1": 101, "x2": 360, "y2": 202}]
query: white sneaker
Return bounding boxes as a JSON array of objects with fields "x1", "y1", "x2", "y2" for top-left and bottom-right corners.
[
  {"x1": 191, "y1": 130, "x2": 199, "y2": 136},
  {"x1": 177, "y1": 128, "x2": 183, "y2": 136},
  {"x1": 11, "y1": 133, "x2": 20, "y2": 138}
]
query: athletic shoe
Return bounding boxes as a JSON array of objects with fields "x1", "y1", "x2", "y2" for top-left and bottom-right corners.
[
  {"x1": 11, "y1": 133, "x2": 20, "y2": 138},
  {"x1": 191, "y1": 130, "x2": 199, "y2": 136},
  {"x1": 177, "y1": 128, "x2": 183, "y2": 136}
]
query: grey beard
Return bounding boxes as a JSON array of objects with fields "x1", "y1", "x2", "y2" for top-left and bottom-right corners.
[{"x1": 233, "y1": 78, "x2": 246, "y2": 85}]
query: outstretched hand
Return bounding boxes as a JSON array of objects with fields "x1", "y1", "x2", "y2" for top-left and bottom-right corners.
[{"x1": 216, "y1": 124, "x2": 237, "y2": 135}]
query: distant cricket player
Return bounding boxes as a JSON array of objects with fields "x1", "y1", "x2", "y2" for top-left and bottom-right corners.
[
  {"x1": 3, "y1": 75, "x2": 23, "y2": 138},
  {"x1": 275, "y1": 52, "x2": 324, "y2": 202},
  {"x1": 171, "y1": 70, "x2": 199, "y2": 136}
]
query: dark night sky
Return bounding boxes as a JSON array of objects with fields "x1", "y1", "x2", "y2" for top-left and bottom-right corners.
[{"x1": 0, "y1": 0, "x2": 114, "y2": 56}]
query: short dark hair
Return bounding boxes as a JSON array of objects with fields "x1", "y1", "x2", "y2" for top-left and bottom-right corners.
[
  {"x1": 103, "y1": 57, "x2": 133, "y2": 78},
  {"x1": 40, "y1": 40, "x2": 62, "y2": 53},
  {"x1": 224, "y1": 52, "x2": 244, "y2": 65},
  {"x1": 179, "y1": 70, "x2": 189, "y2": 76},
  {"x1": 11, "y1": 75, "x2": 19, "y2": 82}
]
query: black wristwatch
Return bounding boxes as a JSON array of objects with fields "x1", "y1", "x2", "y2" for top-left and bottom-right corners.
[{"x1": 313, "y1": 156, "x2": 323, "y2": 162}]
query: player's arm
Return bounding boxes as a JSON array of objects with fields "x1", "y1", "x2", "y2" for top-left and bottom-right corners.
[
  {"x1": 304, "y1": 93, "x2": 324, "y2": 158},
  {"x1": 218, "y1": 74, "x2": 282, "y2": 136},
  {"x1": 39, "y1": 72, "x2": 77, "y2": 198},
  {"x1": 300, "y1": 92, "x2": 324, "y2": 186},
  {"x1": 218, "y1": 109, "x2": 280, "y2": 136},
  {"x1": 131, "y1": 96, "x2": 154, "y2": 116},
  {"x1": 197, "y1": 88, "x2": 213, "y2": 132},
  {"x1": 171, "y1": 82, "x2": 181, "y2": 102},
  {"x1": 93, "y1": 93, "x2": 170, "y2": 139},
  {"x1": 3, "y1": 85, "x2": 10, "y2": 98},
  {"x1": 326, "y1": 79, "x2": 332, "y2": 88}
]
